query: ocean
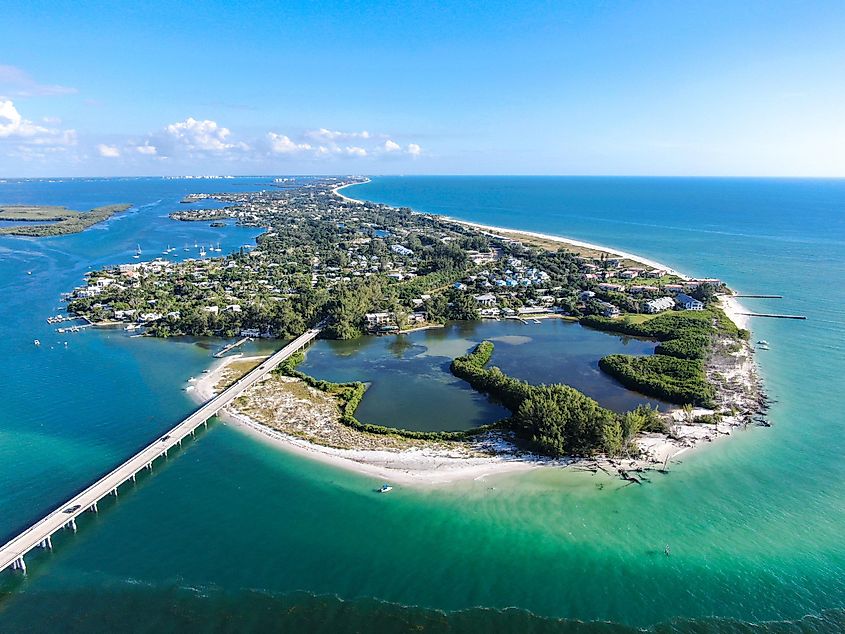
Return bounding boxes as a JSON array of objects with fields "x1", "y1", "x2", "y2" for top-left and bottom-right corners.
[{"x1": 0, "y1": 176, "x2": 843, "y2": 632}]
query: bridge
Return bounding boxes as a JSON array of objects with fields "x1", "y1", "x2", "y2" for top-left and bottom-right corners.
[{"x1": 0, "y1": 328, "x2": 321, "y2": 574}]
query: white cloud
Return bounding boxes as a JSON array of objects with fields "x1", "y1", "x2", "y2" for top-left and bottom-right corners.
[
  {"x1": 0, "y1": 65, "x2": 77, "y2": 97},
  {"x1": 305, "y1": 128, "x2": 371, "y2": 142},
  {"x1": 345, "y1": 146, "x2": 368, "y2": 157},
  {"x1": 407, "y1": 143, "x2": 422, "y2": 157},
  {"x1": 0, "y1": 99, "x2": 50, "y2": 138},
  {"x1": 134, "y1": 143, "x2": 157, "y2": 155},
  {"x1": 382, "y1": 139, "x2": 401, "y2": 152},
  {"x1": 97, "y1": 144, "x2": 120, "y2": 158},
  {"x1": 267, "y1": 132, "x2": 312, "y2": 154},
  {"x1": 0, "y1": 99, "x2": 76, "y2": 151},
  {"x1": 164, "y1": 117, "x2": 246, "y2": 153}
]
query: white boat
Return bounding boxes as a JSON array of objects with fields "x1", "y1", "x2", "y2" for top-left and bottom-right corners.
[
  {"x1": 33, "y1": 339, "x2": 40, "y2": 346},
  {"x1": 756, "y1": 340, "x2": 769, "y2": 346},
  {"x1": 133, "y1": 244, "x2": 141, "y2": 259},
  {"x1": 199, "y1": 247, "x2": 207, "y2": 257},
  {"x1": 377, "y1": 484, "x2": 393, "y2": 494}
]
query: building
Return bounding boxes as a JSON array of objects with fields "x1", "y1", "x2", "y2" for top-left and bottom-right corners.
[
  {"x1": 644, "y1": 296, "x2": 675, "y2": 314},
  {"x1": 474, "y1": 293, "x2": 497, "y2": 307},
  {"x1": 675, "y1": 293, "x2": 704, "y2": 311},
  {"x1": 596, "y1": 301, "x2": 621, "y2": 318}
]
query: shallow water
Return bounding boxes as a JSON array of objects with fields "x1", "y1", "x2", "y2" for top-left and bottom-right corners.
[{"x1": 1, "y1": 176, "x2": 844, "y2": 632}]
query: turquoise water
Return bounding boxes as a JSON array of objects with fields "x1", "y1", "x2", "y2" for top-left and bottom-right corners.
[{"x1": 0, "y1": 176, "x2": 844, "y2": 632}]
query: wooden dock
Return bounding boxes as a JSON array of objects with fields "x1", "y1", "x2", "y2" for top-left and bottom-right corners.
[{"x1": 0, "y1": 328, "x2": 320, "y2": 575}]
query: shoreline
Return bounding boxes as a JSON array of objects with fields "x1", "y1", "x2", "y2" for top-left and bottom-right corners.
[
  {"x1": 177, "y1": 181, "x2": 764, "y2": 487},
  {"x1": 192, "y1": 350, "x2": 749, "y2": 488}
]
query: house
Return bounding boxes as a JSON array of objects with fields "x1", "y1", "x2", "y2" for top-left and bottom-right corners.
[
  {"x1": 619, "y1": 270, "x2": 639, "y2": 280},
  {"x1": 365, "y1": 312, "x2": 394, "y2": 327},
  {"x1": 390, "y1": 244, "x2": 414, "y2": 256},
  {"x1": 675, "y1": 293, "x2": 704, "y2": 311},
  {"x1": 598, "y1": 283, "x2": 625, "y2": 293},
  {"x1": 453, "y1": 282, "x2": 467, "y2": 290},
  {"x1": 240, "y1": 328, "x2": 261, "y2": 337},
  {"x1": 596, "y1": 301, "x2": 621, "y2": 318},
  {"x1": 474, "y1": 293, "x2": 497, "y2": 307},
  {"x1": 644, "y1": 296, "x2": 675, "y2": 314},
  {"x1": 579, "y1": 290, "x2": 596, "y2": 300}
]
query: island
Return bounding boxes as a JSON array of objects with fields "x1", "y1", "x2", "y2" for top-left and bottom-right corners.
[
  {"x1": 0, "y1": 204, "x2": 132, "y2": 237},
  {"x1": 61, "y1": 178, "x2": 766, "y2": 483}
]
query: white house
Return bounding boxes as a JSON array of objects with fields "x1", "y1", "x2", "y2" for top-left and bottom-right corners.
[
  {"x1": 675, "y1": 293, "x2": 704, "y2": 311},
  {"x1": 644, "y1": 296, "x2": 675, "y2": 314}
]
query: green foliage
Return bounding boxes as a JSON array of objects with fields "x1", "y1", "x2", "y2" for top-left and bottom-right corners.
[
  {"x1": 451, "y1": 342, "x2": 623, "y2": 457},
  {"x1": 599, "y1": 355, "x2": 715, "y2": 407},
  {"x1": 0, "y1": 204, "x2": 131, "y2": 236},
  {"x1": 581, "y1": 308, "x2": 743, "y2": 406}
]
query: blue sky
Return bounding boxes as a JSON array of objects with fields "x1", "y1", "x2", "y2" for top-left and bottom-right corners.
[{"x1": 1, "y1": 0, "x2": 843, "y2": 176}]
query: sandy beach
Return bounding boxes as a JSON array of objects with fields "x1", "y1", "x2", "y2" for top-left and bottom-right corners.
[
  {"x1": 192, "y1": 344, "x2": 752, "y2": 488},
  {"x1": 185, "y1": 186, "x2": 761, "y2": 486}
]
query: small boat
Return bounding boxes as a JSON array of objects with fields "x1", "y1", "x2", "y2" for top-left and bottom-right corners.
[
  {"x1": 756, "y1": 340, "x2": 769, "y2": 346},
  {"x1": 133, "y1": 244, "x2": 141, "y2": 259},
  {"x1": 33, "y1": 339, "x2": 41, "y2": 346},
  {"x1": 199, "y1": 247, "x2": 207, "y2": 257},
  {"x1": 377, "y1": 484, "x2": 393, "y2": 494},
  {"x1": 27, "y1": 271, "x2": 32, "y2": 275},
  {"x1": 533, "y1": 319, "x2": 541, "y2": 324},
  {"x1": 758, "y1": 344, "x2": 770, "y2": 351}
]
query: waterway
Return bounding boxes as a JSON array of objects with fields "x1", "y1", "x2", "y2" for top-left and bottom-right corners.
[{"x1": 0, "y1": 176, "x2": 844, "y2": 632}]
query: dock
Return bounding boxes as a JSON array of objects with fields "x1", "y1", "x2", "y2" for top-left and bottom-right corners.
[
  {"x1": 738, "y1": 313, "x2": 806, "y2": 320},
  {"x1": 0, "y1": 328, "x2": 320, "y2": 575},
  {"x1": 214, "y1": 336, "x2": 253, "y2": 358}
]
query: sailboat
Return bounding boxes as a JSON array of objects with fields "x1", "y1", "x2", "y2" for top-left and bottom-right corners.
[
  {"x1": 133, "y1": 244, "x2": 141, "y2": 259},
  {"x1": 199, "y1": 246, "x2": 207, "y2": 257},
  {"x1": 214, "y1": 242, "x2": 222, "y2": 252}
]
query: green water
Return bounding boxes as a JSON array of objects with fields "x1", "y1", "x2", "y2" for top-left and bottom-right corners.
[{"x1": 1, "y1": 177, "x2": 844, "y2": 632}]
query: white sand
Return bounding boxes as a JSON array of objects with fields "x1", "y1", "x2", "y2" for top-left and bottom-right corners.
[{"x1": 188, "y1": 193, "x2": 761, "y2": 485}]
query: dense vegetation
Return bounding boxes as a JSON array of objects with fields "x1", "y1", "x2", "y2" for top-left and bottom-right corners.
[
  {"x1": 0, "y1": 204, "x2": 131, "y2": 236},
  {"x1": 581, "y1": 308, "x2": 746, "y2": 406},
  {"x1": 449, "y1": 341, "x2": 659, "y2": 457}
]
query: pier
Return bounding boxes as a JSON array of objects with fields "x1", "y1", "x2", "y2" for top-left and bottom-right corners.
[
  {"x1": 738, "y1": 313, "x2": 806, "y2": 320},
  {"x1": 214, "y1": 336, "x2": 253, "y2": 358},
  {"x1": 0, "y1": 328, "x2": 320, "y2": 575}
]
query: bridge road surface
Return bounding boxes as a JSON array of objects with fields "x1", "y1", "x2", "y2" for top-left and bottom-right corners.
[{"x1": 0, "y1": 328, "x2": 321, "y2": 574}]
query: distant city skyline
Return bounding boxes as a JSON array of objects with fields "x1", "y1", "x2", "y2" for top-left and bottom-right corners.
[{"x1": 1, "y1": 0, "x2": 844, "y2": 177}]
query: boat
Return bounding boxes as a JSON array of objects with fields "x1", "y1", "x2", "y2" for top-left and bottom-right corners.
[
  {"x1": 199, "y1": 247, "x2": 207, "y2": 257},
  {"x1": 133, "y1": 244, "x2": 141, "y2": 259},
  {"x1": 533, "y1": 318, "x2": 541, "y2": 324},
  {"x1": 33, "y1": 339, "x2": 40, "y2": 346},
  {"x1": 756, "y1": 340, "x2": 769, "y2": 346},
  {"x1": 377, "y1": 484, "x2": 393, "y2": 494}
]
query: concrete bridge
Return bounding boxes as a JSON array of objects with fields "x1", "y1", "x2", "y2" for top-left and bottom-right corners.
[{"x1": 0, "y1": 328, "x2": 320, "y2": 574}]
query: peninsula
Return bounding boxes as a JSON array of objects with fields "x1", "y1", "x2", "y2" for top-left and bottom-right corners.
[
  {"x1": 0, "y1": 203, "x2": 132, "y2": 236},
  {"x1": 63, "y1": 178, "x2": 766, "y2": 482}
]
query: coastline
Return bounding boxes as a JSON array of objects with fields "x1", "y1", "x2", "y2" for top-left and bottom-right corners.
[
  {"x1": 179, "y1": 180, "x2": 764, "y2": 487},
  {"x1": 192, "y1": 352, "x2": 748, "y2": 487}
]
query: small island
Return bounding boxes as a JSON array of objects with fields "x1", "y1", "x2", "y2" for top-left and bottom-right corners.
[
  {"x1": 0, "y1": 203, "x2": 132, "y2": 237},
  {"x1": 61, "y1": 178, "x2": 766, "y2": 483}
]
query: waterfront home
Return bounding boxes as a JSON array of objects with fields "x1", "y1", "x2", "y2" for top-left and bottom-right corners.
[
  {"x1": 474, "y1": 293, "x2": 497, "y2": 307},
  {"x1": 644, "y1": 296, "x2": 675, "y2": 314},
  {"x1": 619, "y1": 270, "x2": 639, "y2": 279},
  {"x1": 597, "y1": 301, "x2": 621, "y2": 317},
  {"x1": 365, "y1": 312, "x2": 394, "y2": 328},
  {"x1": 675, "y1": 293, "x2": 704, "y2": 310}
]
